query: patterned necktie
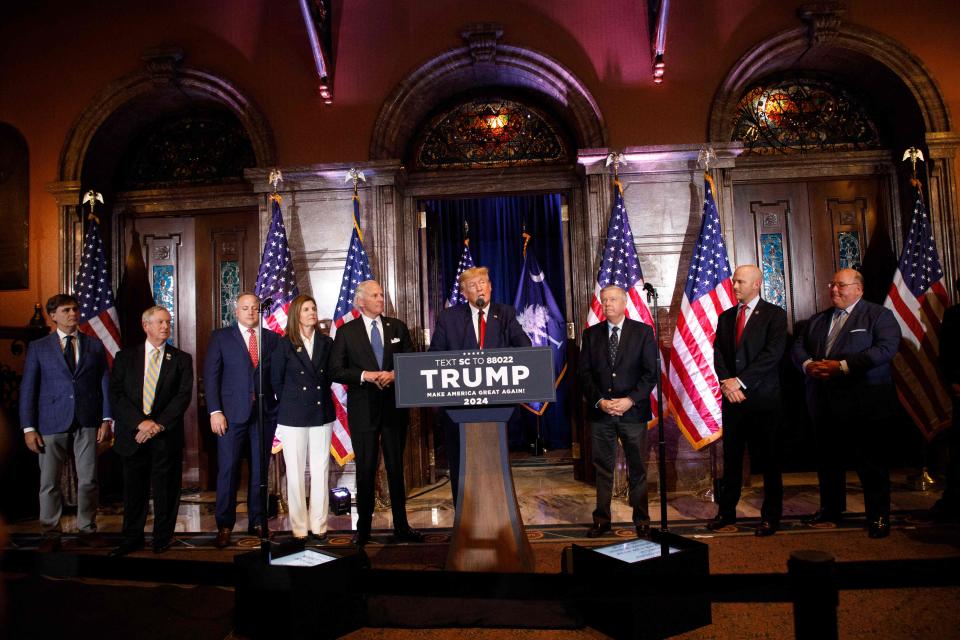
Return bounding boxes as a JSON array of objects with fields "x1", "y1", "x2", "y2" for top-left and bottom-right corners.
[
  {"x1": 143, "y1": 348, "x2": 161, "y2": 415},
  {"x1": 247, "y1": 328, "x2": 259, "y2": 369},
  {"x1": 64, "y1": 335, "x2": 76, "y2": 374},
  {"x1": 735, "y1": 305, "x2": 747, "y2": 346},
  {"x1": 477, "y1": 309, "x2": 486, "y2": 349},
  {"x1": 609, "y1": 325, "x2": 619, "y2": 363},
  {"x1": 824, "y1": 309, "x2": 848, "y2": 356},
  {"x1": 370, "y1": 320, "x2": 384, "y2": 369}
]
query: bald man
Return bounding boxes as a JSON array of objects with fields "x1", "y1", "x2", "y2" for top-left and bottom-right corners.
[
  {"x1": 707, "y1": 265, "x2": 787, "y2": 536},
  {"x1": 791, "y1": 268, "x2": 901, "y2": 538}
]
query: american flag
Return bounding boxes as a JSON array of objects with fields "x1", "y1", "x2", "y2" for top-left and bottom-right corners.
[
  {"x1": 446, "y1": 238, "x2": 475, "y2": 307},
  {"x1": 586, "y1": 181, "x2": 665, "y2": 425},
  {"x1": 667, "y1": 174, "x2": 735, "y2": 449},
  {"x1": 74, "y1": 214, "x2": 121, "y2": 363},
  {"x1": 883, "y1": 179, "x2": 953, "y2": 439},
  {"x1": 328, "y1": 195, "x2": 375, "y2": 466},
  {"x1": 255, "y1": 195, "x2": 299, "y2": 334}
]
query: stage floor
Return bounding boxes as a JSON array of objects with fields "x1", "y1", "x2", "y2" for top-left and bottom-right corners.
[{"x1": 4, "y1": 463, "x2": 947, "y2": 543}]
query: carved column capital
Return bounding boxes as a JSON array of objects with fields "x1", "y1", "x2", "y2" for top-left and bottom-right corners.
[
  {"x1": 460, "y1": 23, "x2": 504, "y2": 64},
  {"x1": 925, "y1": 131, "x2": 960, "y2": 160},
  {"x1": 797, "y1": 2, "x2": 845, "y2": 46}
]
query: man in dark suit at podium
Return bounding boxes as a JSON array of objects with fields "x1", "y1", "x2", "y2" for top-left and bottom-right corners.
[
  {"x1": 791, "y1": 268, "x2": 901, "y2": 538},
  {"x1": 204, "y1": 293, "x2": 279, "y2": 547},
  {"x1": 707, "y1": 265, "x2": 787, "y2": 536},
  {"x1": 109, "y1": 306, "x2": 194, "y2": 556},
  {"x1": 429, "y1": 266, "x2": 531, "y2": 504},
  {"x1": 330, "y1": 279, "x2": 423, "y2": 547},
  {"x1": 579, "y1": 285, "x2": 658, "y2": 538}
]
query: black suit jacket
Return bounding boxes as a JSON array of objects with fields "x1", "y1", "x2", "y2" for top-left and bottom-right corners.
[
  {"x1": 579, "y1": 318, "x2": 658, "y2": 423},
  {"x1": 110, "y1": 343, "x2": 194, "y2": 457},
  {"x1": 271, "y1": 335, "x2": 336, "y2": 427},
  {"x1": 329, "y1": 315, "x2": 413, "y2": 433},
  {"x1": 714, "y1": 298, "x2": 788, "y2": 410},
  {"x1": 791, "y1": 299, "x2": 901, "y2": 419},
  {"x1": 429, "y1": 302, "x2": 531, "y2": 351}
]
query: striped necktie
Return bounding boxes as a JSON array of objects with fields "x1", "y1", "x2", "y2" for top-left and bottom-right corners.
[
  {"x1": 143, "y1": 348, "x2": 161, "y2": 414},
  {"x1": 824, "y1": 309, "x2": 848, "y2": 357}
]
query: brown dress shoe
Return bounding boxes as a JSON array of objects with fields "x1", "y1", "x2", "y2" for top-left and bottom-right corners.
[
  {"x1": 248, "y1": 525, "x2": 272, "y2": 539},
  {"x1": 214, "y1": 528, "x2": 231, "y2": 549}
]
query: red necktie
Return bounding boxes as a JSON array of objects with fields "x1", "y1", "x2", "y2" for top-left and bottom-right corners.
[
  {"x1": 478, "y1": 309, "x2": 486, "y2": 349},
  {"x1": 247, "y1": 328, "x2": 259, "y2": 369},
  {"x1": 735, "y1": 305, "x2": 746, "y2": 346}
]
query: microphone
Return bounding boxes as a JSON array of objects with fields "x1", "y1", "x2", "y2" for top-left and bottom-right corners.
[{"x1": 643, "y1": 282, "x2": 657, "y2": 303}]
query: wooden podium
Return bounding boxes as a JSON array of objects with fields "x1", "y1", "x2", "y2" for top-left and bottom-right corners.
[
  {"x1": 445, "y1": 407, "x2": 534, "y2": 572},
  {"x1": 392, "y1": 347, "x2": 555, "y2": 573}
]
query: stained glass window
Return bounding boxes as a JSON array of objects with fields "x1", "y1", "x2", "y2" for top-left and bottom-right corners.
[
  {"x1": 219, "y1": 261, "x2": 240, "y2": 328},
  {"x1": 413, "y1": 98, "x2": 570, "y2": 170},
  {"x1": 760, "y1": 233, "x2": 787, "y2": 309},
  {"x1": 731, "y1": 76, "x2": 881, "y2": 154},
  {"x1": 152, "y1": 265, "x2": 176, "y2": 345}
]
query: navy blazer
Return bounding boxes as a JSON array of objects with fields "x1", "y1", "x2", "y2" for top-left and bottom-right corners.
[
  {"x1": 429, "y1": 302, "x2": 531, "y2": 351},
  {"x1": 271, "y1": 334, "x2": 335, "y2": 427},
  {"x1": 329, "y1": 315, "x2": 413, "y2": 433},
  {"x1": 19, "y1": 332, "x2": 111, "y2": 435},
  {"x1": 110, "y1": 343, "x2": 194, "y2": 457},
  {"x1": 791, "y1": 299, "x2": 901, "y2": 417},
  {"x1": 203, "y1": 324, "x2": 279, "y2": 425},
  {"x1": 714, "y1": 298, "x2": 788, "y2": 409},
  {"x1": 579, "y1": 318, "x2": 658, "y2": 423}
]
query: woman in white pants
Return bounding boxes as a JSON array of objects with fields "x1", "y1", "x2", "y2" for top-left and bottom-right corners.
[{"x1": 270, "y1": 294, "x2": 335, "y2": 540}]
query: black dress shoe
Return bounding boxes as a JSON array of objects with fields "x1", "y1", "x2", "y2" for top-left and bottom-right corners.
[
  {"x1": 153, "y1": 538, "x2": 174, "y2": 554},
  {"x1": 351, "y1": 531, "x2": 371, "y2": 547},
  {"x1": 636, "y1": 523, "x2": 651, "y2": 538},
  {"x1": 868, "y1": 516, "x2": 890, "y2": 539},
  {"x1": 37, "y1": 536, "x2": 61, "y2": 553},
  {"x1": 392, "y1": 527, "x2": 424, "y2": 543},
  {"x1": 214, "y1": 528, "x2": 231, "y2": 549},
  {"x1": 705, "y1": 515, "x2": 737, "y2": 532},
  {"x1": 585, "y1": 523, "x2": 611, "y2": 538},
  {"x1": 109, "y1": 539, "x2": 145, "y2": 557},
  {"x1": 247, "y1": 525, "x2": 272, "y2": 539},
  {"x1": 306, "y1": 532, "x2": 327, "y2": 546},
  {"x1": 803, "y1": 510, "x2": 842, "y2": 529},
  {"x1": 755, "y1": 521, "x2": 778, "y2": 537}
]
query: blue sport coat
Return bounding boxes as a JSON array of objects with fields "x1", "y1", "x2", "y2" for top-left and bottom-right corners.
[
  {"x1": 19, "y1": 331, "x2": 111, "y2": 435},
  {"x1": 203, "y1": 324, "x2": 279, "y2": 425},
  {"x1": 429, "y1": 302, "x2": 531, "y2": 352}
]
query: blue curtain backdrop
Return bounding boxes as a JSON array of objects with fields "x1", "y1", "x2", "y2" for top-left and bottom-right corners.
[{"x1": 421, "y1": 194, "x2": 571, "y2": 450}]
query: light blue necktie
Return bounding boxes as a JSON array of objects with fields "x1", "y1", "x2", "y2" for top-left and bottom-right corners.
[{"x1": 371, "y1": 320, "x2": 384, "y2": 369}]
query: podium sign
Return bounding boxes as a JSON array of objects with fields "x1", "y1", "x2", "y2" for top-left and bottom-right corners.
[{"x1": 393, "y1": 346, "x2": 556, "y2": 408}]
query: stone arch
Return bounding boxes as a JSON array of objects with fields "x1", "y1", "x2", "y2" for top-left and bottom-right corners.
[
  {"x1": 59, "y1": 48, "x2": 275, "y2": 183},
  {"x1": 708, "y1": 22, "x2": 951, "y2": 143},
  {"x1": 370, "y1": 28, "x2": 606, "y2": 161}
]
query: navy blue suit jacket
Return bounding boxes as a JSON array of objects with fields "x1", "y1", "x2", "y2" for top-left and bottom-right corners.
[
  {"x1": 429, "y1": 302, "x2": 531, "y2": 352},
  {"x1": 271, "y1": 335, "x2": 336, "y2": 427},
  {"x1": 19, "y1": 332, "x2": 111, "y2": 435},
  {"x1": 791, "y1": 299, "x2": 901, "y2": 419},
  {"x1": 203, "y1": 324, "x2": 279, "y2": 425}
]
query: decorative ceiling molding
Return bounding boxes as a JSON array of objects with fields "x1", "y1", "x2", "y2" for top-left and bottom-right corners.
[
  {"x1": 58, "y1": 48, "x2": 275, "y2": 182},
  {"x1": 370, "y1": 28, "x2": 606, "y2": 161}
]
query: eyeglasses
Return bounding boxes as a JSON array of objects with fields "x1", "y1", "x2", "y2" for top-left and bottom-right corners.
[{"x1": 826, "y1": 281, "x2": 859, "y2": 289}]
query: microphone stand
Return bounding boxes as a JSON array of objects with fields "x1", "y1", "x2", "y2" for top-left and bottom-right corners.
[
  {"x1": 258, "y1": 297, "x2": 273, "y2": 561},
  {"x1": 645, "y1": 284, "x2": 668, "y2": 542}
]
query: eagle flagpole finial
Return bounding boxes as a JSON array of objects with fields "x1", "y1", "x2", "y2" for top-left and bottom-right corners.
[
  {"x1": 697, "y1": 146, "x2": 717, "y2": 172},
  {"x1": 82, "y1": 190, "x2": 104, "y2": 222},
  {"x1": 268, "y1": 170, "x2": 283, "y2": 204},
  {"x1": 345, "y1": 168, "x2": 366, "y2": 198},
  {"x1": 605, "y1": 152, "x2": 626, "y2": 183},
  {"x1": 902, "y1": 147, "x2": 925, "y2": 179}
]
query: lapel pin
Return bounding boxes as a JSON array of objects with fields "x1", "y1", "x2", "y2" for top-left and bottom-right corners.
[
  {"x1": 296, "y1": 347, "x2": 303, "y2": 353},
  {"x1": 493, "y1": 314, "x2": 499, "y2": 319},
  {"x1": 164, "y1": 353, "x2": 172, "y2": 361}
]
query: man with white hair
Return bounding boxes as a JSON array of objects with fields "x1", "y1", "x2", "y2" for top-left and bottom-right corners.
[{"x1": 329, "y1": 280, "x2": 423, "y2": 548}]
